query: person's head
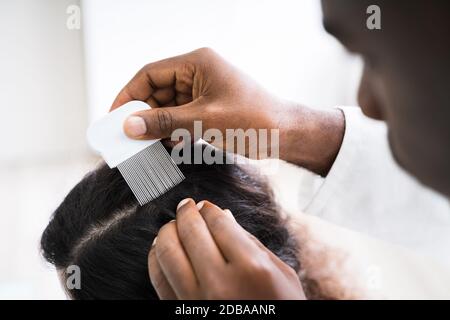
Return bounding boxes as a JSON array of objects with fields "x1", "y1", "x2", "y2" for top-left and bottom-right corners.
[
  {"x1": 41, "y1": 144, "x2": 306, "y2": 299},
  {"x1": 321, "y1": 0, "x2": 450, "y2": 196}
]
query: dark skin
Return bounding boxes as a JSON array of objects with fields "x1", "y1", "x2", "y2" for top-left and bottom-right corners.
[
  {"x1": 148, "y1": 200, "x2": 305, "y2": 299},
  {"x1": 111, "y1": 0, "x2": 450, "y2": 299},
  {"x1": 322, "y1": 0, "x2": 450, "y2": 197},
  {"x1": 112, "y1": 48, "x2": 344, "y2": 176}
]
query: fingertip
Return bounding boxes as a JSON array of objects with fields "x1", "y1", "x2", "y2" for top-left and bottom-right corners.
[
  {"x1": 111, "y1": 89, "x2": 132, "y2": 111},
  {"x1": 196, "y1": 201, "x2": 205, "y2": 211},
  {"x1": 196, "y1": 200, "x2": 223, "y2": 213},
  {"x1": 177, "y1": 198, "x2": 194, "y2": 211},
  {"x1": 124, "y1": 116, "x2": 147, "y2": 138}
]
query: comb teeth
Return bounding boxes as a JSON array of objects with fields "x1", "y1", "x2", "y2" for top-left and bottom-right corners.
[{"x1": 117, "y1": 141, "x2": 185, "y2": 205}]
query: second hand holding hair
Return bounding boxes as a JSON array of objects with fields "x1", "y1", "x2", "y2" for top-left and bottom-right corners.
[{"x1": 148, "y1": 198, "x2": 306, "y2": 300}]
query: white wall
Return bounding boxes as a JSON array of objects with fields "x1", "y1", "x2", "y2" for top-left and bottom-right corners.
[
  {"x1": 0, "y1": 0, "x2": 88, "y2": 164},
  {"x1": 81, "y1": 0, "x2": 363, "y2": 122},
  {"x1": 0, "y1": 0, "x2": 88, "y2": 299}
]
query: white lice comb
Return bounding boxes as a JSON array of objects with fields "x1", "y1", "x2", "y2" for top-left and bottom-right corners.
[{"x1": 87, "y1": 101, "x2": 185, "y2": 205}]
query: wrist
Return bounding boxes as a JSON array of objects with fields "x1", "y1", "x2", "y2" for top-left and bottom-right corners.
[{"x1": 277, "y1": 103, "x2": 345, "y2": 176}]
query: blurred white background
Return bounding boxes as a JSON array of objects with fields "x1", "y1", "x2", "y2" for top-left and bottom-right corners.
[
  {"x1": 0, "y1": 0, "x2": 365, "y2": 299},
  {"x1": 81, "y1": 0, "x2": 362, "y2": 122}
]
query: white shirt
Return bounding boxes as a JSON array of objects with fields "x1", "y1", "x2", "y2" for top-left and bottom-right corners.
[{"x1": 302, "y1": 107, "x2": 450, "y2": 265}]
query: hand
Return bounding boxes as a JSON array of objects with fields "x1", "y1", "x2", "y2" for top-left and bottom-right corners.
[
  {"x1": 112, "y1": 48, "x2": 344, "y2": 175},
  {"x1": 148, "y1": 198, "x2": 306, "y2": 300}
]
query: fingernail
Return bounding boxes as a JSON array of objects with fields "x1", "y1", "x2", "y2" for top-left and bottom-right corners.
[
  {"x1": 125, "y1": 116, "x2": 147, "y2": 137},
  {"x1": 152, "y1": 236, "x2": 158, "y2": 247},
  {"x1": 177, "y1": 198, "x2": 191, "y2": 210},
  {"x1": 196, "y1": 201, "x2": 205, "y2": 211}
]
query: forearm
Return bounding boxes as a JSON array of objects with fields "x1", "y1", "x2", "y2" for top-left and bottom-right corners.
[{"x1": 278, "y1": 103, "x2": 345, "y2": 176}]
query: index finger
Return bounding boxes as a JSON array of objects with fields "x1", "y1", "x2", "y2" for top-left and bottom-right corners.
[
  {"x1": 110, "y1": 53, "x2": 194, "y2": 111},
  {"x1": 196, "y1": 201, "x2": 264, "y2": 263},
  {"x1": 175, "y1": 199, "x2": 226, "y2": 283},
  {"x1": 111, "y1": 59, "x2": 175, "y2": 110},
  {"x1": 151, "y1": 220, "x2": 200, "y2": 299}
]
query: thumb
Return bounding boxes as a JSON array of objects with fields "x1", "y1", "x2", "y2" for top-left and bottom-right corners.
[{"x1": 123, "y1": 102, "x2": 201, "y2": 140}]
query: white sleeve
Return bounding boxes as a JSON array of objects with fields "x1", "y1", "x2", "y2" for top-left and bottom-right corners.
[{"x1": 302, "y1": 106, "x2": 450, "y2": 265}]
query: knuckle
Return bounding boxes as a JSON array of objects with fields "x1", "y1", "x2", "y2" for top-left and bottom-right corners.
[
  {"x1": 141, "y1": 62, "x2": 152, "y2": 73},
  {"x1": 195, "y1": 47, "x2": 215, "y2": 56},
  {"x1": 177, "y1": 63, "x2": 195, "y2": 85},
  {"x1": 243, "y1": 255, "x2": 272, "y2": 276},
  {"x1": 155, "y1": 241, "x2": 177, "y2": 261},
  {"x1": 158, "y1": 221, "x2": 175, "y2": 236},
  {"x1": 207, "y1": 214, "x2": 228, "y2": 233},
  {"x1": 191, "y1": 47, "x2": 218, "y2": 68},
  {"x1": 179, "y1": 61, "x2": 196, "y2": 76},
  {"x1": 177, "y1": 219, "x2": 202, "y2": 242},
  {"x1": 155, "y1": 224, "x2": 177, "y2": 258},
  {"x1": 155, "y1": 109, "x2": 174, "y2": 135},
  {"x1": 136, "y1": 63, "x2": 154, "y2": 83}
]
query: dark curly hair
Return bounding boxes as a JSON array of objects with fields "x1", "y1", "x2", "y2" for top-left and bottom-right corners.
[{"x1": 41, "y1": 144, "x2": 301, "y2": 299}]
